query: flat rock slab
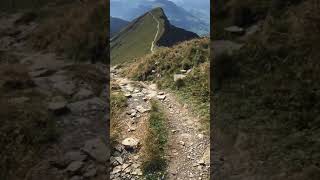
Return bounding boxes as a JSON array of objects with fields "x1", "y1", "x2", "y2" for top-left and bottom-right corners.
[
  {"x1": 73, "y1": 88, "x2": 94, "y2": 100},
  {"x1": 53, "y1": 81, "x2": 76, "y2": 96},
  {"x1": 67, "y1": 97, "x2": 105, "y2": 113},
  {"x1": 122, "y1": 138, "x2": 139, "y2": 150},
  {"x1": 29, "y1": 69, "x2": 52, "y2": 77},
  {"x1": 135, "y1": 105, "x2": 150, "y2": 113},
  {"x1": 82, "y1": 138, "x2": 109, "y2": 163},
  {"x1": 66, "y1": 161, "x2": 84, "y2": 173},
  {"x1": 48, "y1": 101, "x2": 69, "y2": 115},
  {"x1": 64, "y1": 151, "x2": 87, "y2": 164}
]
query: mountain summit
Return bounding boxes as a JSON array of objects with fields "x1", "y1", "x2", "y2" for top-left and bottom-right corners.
[{"x1": 110, "y1": 7, "x2": 199, "y2": 64}]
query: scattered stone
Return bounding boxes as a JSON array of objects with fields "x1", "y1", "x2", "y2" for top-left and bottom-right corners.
[
  {"x1": 224, "y1": 26, "x2": 245, "y2": 35},
  {"x1": 64, "y1": 151, "x2": 87, "y2": 164},
  {"x1": 124, "y1": 93, "x2": 132, "y2": 98},
  {"x1": 180, "y1": 69, "x2": 187, "y2": 73},
  {"x1": 128, "y1": 127, "x2": 136, "y2": 132},
  {"x1": 122, "y1": 163, "x2": 130, "y2": 170},
  {"x1": 198, "y1": 134, "x2": 204, "y2": 139},
  {"x1": 174, "y1": 74, "x2": 187, "y2": 82},
  {"x1": 66, "y1": 161, "x2": 83, "y2": 174},
  {"x1": 134, "y1": 89, "x2": 140, "y2": 93},
  {"x1": 77, "y1": 117, "x2": 91, "y2": 125},
  {"x1": 115, "y1": 157, "x2": 124, "y2": 165},
  {"x1": 53, "y1": 81, "x2": 76, "y2": 96},
  {"x1": 198, "y1": 160, "x2": 205, "y2": 166},
  {"x1": 114, "y1": 144, "x2": 124, "y2": 152},
  {"x1": 131, "y1": 168, "x2": 142, "y2": 176},
  {"x1": 111, "y1": 166, "x2": 122, "y2": 174},
  {"x1": 158, "y1": 92, "x2": 165, "y2": 95},
  {"x1": 83, "y1": 167, "x2": 97, "y2": 178},
  {"x1": 48, "y1": 101, "x2": 69, "y2": 115},
  {"x1": 157, "y1": 95, "x2": 166, "y2": 100},
  {"x1": 73, "y1": 88, "x2": 94, "y2": 100},
  {"x1": 82, "y1": 138, "x2": 109, "y2": 163},
  {"x1": 136, "y1": 105, "x2": 150, "y2": 113},
  {"x1": 29, "y1": 69, "x2": 52, "y2": 77},
  {"x1": 9, "y1": 97, "x2": 30, "y2": 104},
  {"x1": 179, "y1": 141, "x2": 185, "y2": 146},
  {"x1": 131, "y1": 163, "x2": 141, "y2": 169},
  {"x1": 70, "y1": 176, "x2": 82, "y2": 180},
  {"x1": 67, "y1": 97, "x2": 105, "y2": 113},
  {"x1": 121, "y1": 138, "x2": 139, "y2": 150}
]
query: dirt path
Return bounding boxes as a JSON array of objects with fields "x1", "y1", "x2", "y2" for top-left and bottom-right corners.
[
  {"x1": 149, "y1": 12, "x2": 160, "y2": 53},
  {"x1": 111, "y1": 68, "x2": 210, "y2": 180}
]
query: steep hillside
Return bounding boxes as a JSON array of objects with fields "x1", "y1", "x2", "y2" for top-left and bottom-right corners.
[
  {"x1": 110, "y1": 7, "x2": 199, "y2": 65},
  {"x1": 212, "y1": 0, "x2": 320, "y2": 179},
  {"x1": 110, "y1": 0, "x2": 209, "y2": 35},
  {"x1": 110, "y1": 16, "x2": 129, "y2": 37}
]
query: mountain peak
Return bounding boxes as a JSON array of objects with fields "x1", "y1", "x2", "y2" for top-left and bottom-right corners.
[{"x1": 110, "y1": 8, "x2": 199, "y2": 64}]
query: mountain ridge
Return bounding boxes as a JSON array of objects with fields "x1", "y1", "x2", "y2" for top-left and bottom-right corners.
[
  {"x1": 110, "y1": 7, "x2": 199, "y2": 65},
  {"x1": 110, "y1": 0, "x2": 209, "y2": 35}
]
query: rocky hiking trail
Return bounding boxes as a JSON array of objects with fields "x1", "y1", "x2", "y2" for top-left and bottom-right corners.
[
  {"x1": 111, "y1": 67, "x2": 210, "y2": 180},
  {"x1": 1, "y1": 13, "x2": 109, "y2": 180}
]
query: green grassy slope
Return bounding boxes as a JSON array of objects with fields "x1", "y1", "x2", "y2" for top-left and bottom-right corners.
[
  {"x1": 110, "y1": 9, "x2": 159, "y2": 65},
  {"x1": 110, "y1": 7, "x2": 199, "y2": 65}
]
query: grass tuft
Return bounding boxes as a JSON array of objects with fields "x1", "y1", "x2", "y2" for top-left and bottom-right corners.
[{"x1": 142, "y1": 100, "x2": 168, "y2": 179}]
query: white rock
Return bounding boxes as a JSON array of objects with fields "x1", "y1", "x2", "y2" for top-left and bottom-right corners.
[
  {"x1": 136, "y1": 105, "x2": 150, "y2": 113},
  {"x1": 173, "y1": 74, "x2": 187, "y2": 82},
  {"x1": 224, "y1": 26, "x2": 244, "y2": 34},
  {"x1": 66, "y1": 161, "x2": 83, "y2": 173},
  {"x1": 122, "y1": 138, "x2": 139, "y2": 149},
  {"x1": 157, "y1": 95, "x2": 166, "y2": 100},
  {"x1": 115, "y1": 156, "x2": 124, "y2": 164}
]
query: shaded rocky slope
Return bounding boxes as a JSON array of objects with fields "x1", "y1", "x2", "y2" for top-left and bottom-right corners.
[
  {"x1": 0, "y1": 1, "x2": 110, "y2": 179},
  {"x1": 212, "y1": 0, "x2": 320, "y2": 179}
]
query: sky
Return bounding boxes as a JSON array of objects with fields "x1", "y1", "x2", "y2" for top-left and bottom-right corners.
[{"x1": 111, "y1": 0, "x2": 210, "y2": 11}]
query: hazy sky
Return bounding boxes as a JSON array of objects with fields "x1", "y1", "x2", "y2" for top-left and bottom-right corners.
[{"x1": 111, "y1": 0, "x2": 210, "y2": 10}]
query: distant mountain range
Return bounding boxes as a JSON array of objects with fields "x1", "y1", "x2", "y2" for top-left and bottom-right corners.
[
  {"x1": 110, "y1": 0, "x2": 209, "y2": 36},
  {"x1": 110, "y1": 7, "x2": 199, "y2": 64}
]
